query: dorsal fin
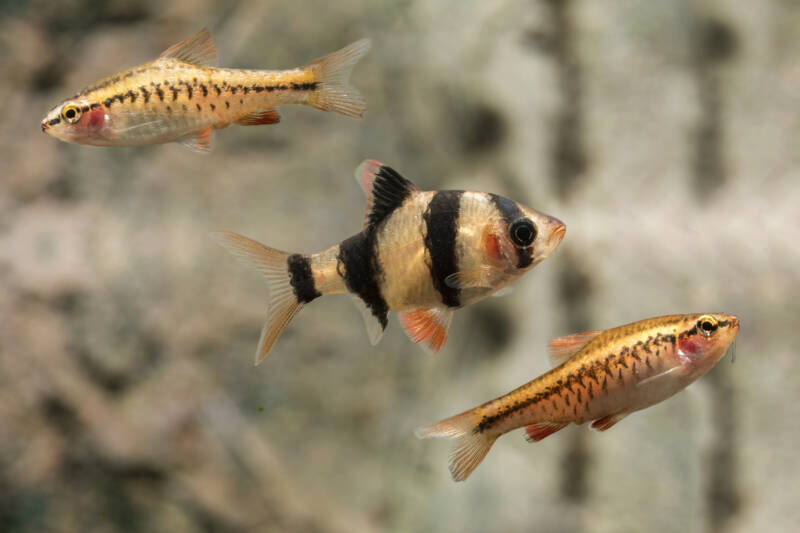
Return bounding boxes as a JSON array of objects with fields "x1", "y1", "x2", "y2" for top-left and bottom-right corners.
[
  {"x1": 355, "y1": 160, "x2": 420, "y2": 231},
  {"x1": 548, "y1": 329, "x2": 603, "y2": 365},
  {"x1": 159, "y1": 28, "x2": 218, "y2": 67}
]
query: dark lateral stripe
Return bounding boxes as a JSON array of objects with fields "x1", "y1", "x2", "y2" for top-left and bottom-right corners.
[
  {"x1": 477, "y1": 358, "x2": 607, "y2": 432},
  {"x1": 489, "y1": 193, "x2": 533, "y2": 269},
  {"x1": 423, "y1": 191, "x2": 462, "y2": 308},
  {"x1": 48, "y1": 117, "x2": 61, "y2": 126},
  {"x1": 337, "y1": 234, "x2": 389, "y2": 329},
  {"x1": 287, "y1": 254, "x2": 321, "y2": 304}
]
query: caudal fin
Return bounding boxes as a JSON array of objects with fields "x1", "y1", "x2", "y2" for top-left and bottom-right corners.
[
  {"x1": 416, "y1": 410, "x2": 498, "y2": 482},
  {"x1": 210, "y1": 231, "x2": 302, "y2": 365},
  {"x1": 306, "y1": 39, "x2": 371, "y2": 118}
]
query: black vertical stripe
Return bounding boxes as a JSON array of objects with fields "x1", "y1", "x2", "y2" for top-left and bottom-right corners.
[
  {"x1": 423, "y1": 191, "x2": 463, "y2": 308},
  {"x1": 337, "y1": 234, "x2": 389, "y2": 329},
  {"x1": 489, "y1": 193, "x2": 533, "y2": 268},
  {"x1": 287, "y1": 254, "x2": 321, "y2": 304}
]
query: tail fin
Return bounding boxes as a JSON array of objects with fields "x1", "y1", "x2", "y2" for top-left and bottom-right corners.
[
  {"x1": 416, "y1": 410, "x2": 498, "y2": 482},
  {"x1": 210, "y1": 231, "x2": 301, "y2": 365},
  {"x1": 306, "y1": 38, "x2": 371, "y2": 118}
]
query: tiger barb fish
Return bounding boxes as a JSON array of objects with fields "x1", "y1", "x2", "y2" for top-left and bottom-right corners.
[
  {"x1": 41, "y1": 28, "x2": 370, "y2": 152},
  {"x1": 416, "y1": 313, "x2": 740, "y2": 481},
  {"x1": 211, "y1": 160, "x2": 566, "y2": 363}
]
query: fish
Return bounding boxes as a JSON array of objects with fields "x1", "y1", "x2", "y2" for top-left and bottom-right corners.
[
  {"x1": 416, "y1": 313, "x2": 740, "y2": 481},
  {"x1": 211, "y1": 160, "x2": 566, "y2": 363},
  {"x1": 41, "y1": 28, "x2": 370, "y2": 152}
]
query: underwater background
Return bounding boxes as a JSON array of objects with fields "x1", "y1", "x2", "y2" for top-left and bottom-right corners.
[{"x1": 1, "y1": 0, "x2": 799, "y2": 531}]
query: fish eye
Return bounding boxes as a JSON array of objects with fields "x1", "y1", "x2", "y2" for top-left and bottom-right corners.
[
  {"x1": 510, "y1": 219, "x2": 536, "y2": 247},
  {"x1": 697, "y1": 315, "x2": 719, "y2": 337},
  {"x1": 61, "y1": 104, "x2": 82, "y2": 124}
]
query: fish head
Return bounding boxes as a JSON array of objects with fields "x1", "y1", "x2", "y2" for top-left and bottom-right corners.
[
  {"x1": 484, "y1": 200, "x2": 566, "y2": 277},
  {"x1": 676, "y1": 313, "x2": 740, "y2": 377},
  {"x1": 41, "y1": 98, "x2": 110, "y2": 144}
]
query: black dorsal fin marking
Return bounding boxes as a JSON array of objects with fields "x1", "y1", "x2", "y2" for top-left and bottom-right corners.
[{"x1": 355, "y1": 159, "x2": 420, "y2": 231}]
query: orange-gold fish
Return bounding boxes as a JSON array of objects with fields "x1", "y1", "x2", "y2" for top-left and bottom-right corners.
[
  {"x1": 416, "y1": 313, "x2": 740, "y2": 481},
  {"x1": 41, "y1": 28, "x2": 370, "y2": 152},
  {"x1": 211, "y1": 160, "x2": 566, "y2": 363}
]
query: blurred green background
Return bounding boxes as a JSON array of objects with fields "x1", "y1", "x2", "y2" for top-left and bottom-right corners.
[{"x1": 1, "y1": 1, "x2": 798, "y2": 532}]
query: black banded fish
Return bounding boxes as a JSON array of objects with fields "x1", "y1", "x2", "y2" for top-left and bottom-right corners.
[
  {"x1": 41, "y1": 28, "x2": 370, "y2": 152},
  {"x1": 211, "y1": 160, "x2": 566, "y2": 363}
]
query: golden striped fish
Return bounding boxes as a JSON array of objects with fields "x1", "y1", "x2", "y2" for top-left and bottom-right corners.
[
  {"x1": 40, "y1": 28, "x2": 370, "y2": 152},
  {"x1": 417, "y1": 313, "x2": 740, "y2": 481},
  {"x1": 211, "y1": 160, "x2": 566, "y2": 363}
]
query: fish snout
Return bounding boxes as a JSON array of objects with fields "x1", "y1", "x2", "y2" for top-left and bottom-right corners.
[
  {"x1": 41, "y1": 120, "x2": 49, "y2": 132},
  {"x1": 547, "y1": 218, "x2": 566, "y2": 248}
]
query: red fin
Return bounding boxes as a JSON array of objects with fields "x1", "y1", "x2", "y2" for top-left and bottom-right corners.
[
  {"x1": 590, "y1": 412, "x2": 628, "y2": 432},
  {"x1": 524, "y1": 422, "x2": 568, "y2": 442},
  {"x1": 398, "y1": 308, "x2": 453, "y2": 354},
  {"x1": 159, "y1": 28, "x2": 218, "y2": 67},
  {"x1": 549, "y1": 330, "x2": 603, "y2": 366},
  {"x1": 179, "y1": 126, "x2": 213, "y2": 153},
  {"x1": 236, "y1": 109, "x2": 281, "y2": 126}
]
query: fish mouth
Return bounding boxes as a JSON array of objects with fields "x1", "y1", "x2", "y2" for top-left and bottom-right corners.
[
  {"x1": 41, "y1": 121, "x2": 49, "y2": 132},
  {"x1": 548, "y1": 222, "x2": 566, "y2": 248}
]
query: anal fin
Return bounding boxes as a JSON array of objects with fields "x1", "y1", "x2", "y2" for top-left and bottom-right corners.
[
  {"x1": 398, "y1": 307, "x2": 454, "y2": 354},
  {"x1": 590, "y1": 412, "x2": 629, "y2": 432},
  {"x1": 236, "y1": 109, "x2": 281, "y2": 126},
  {"x1": 349, "y1": 295, "x2": 386, "y2": 346},
  {"x1": 524, "y1": 421, "x2": 568, "y2": 442},
  {"x1": 179, "y1": 126, "x2": 213, "y2": 153}
]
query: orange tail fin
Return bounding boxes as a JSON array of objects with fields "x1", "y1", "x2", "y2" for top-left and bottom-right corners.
[
  {"x1": 210, "y1": 232, "x2": 302, "y2": 364},
  {"x1": 306, "y1": 39, "x2": 371, "y2": 118},
  {"x1": 416, "y1": 410, "x2": 497, "y2": 482}
]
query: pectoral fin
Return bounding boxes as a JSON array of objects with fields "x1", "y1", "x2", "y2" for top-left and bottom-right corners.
[
  {"x1": 444, "y1": 267, "x2": 503, "y2": 290},
  {"x1": 636, "y1": 365, "x2": 682, "y2": 388}
]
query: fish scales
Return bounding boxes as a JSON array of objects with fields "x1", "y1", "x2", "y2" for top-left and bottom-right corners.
[
  {"x1": 211, "y1": 160, "x2": 566, "y2": 361},
  {"x1": 65, "y1": 65, "x2": 318, "y2": 142},
  {"x1": 480, "y1": 316, "x2": 700, "y2": 431},
  {"x1": 42, "y1": 29, "x2": 370, "y2": 151},
  {"x1": 417, "y1": 313, "x2": 740, "y2": 481}
]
